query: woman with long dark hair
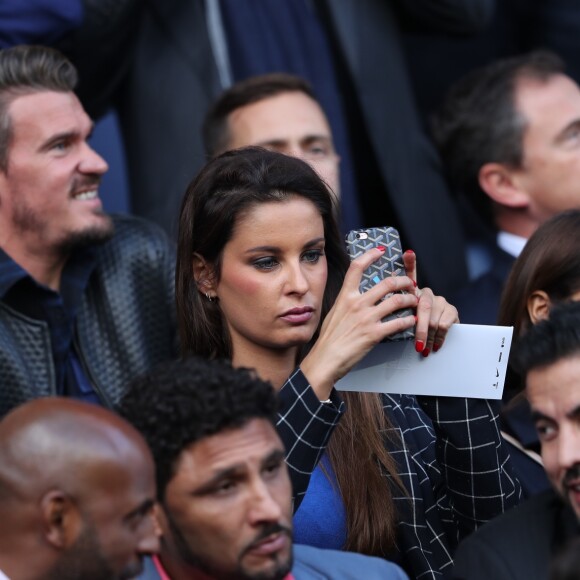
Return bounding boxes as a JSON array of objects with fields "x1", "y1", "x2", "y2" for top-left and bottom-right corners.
[
  {"x1": 176, "y1": 147, "x2": 520, "y2": 579},
  {"x1": 498, "y1": 209, "x2": 580, "y2": 497}
]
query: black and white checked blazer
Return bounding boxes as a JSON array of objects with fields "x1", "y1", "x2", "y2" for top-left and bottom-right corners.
[
  {"x1": 276, "y1": 369, "x2": 521, "y2": 580},
  {"x1": 276, "y1": 367, "x2": 344, "y2": 510},
  {"x1": 383, "y1": 394, "x2": 521, "y2": 579}
]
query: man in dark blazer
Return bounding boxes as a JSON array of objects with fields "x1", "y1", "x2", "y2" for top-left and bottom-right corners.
[
  {"x1": 433, "y1": 50, "x2": 580, "y2": 324},
  {"x1": 451, "y1": 302, "x2": 580, "y2": 579},
  {"x1": 121, "y1": 357, "x2": 408, "y2": 580},
  {"x1": 70, "y1": 0, "x2": 498, "y2": 296}
]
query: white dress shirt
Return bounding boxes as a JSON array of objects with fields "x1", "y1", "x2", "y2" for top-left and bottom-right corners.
[{"x1": 497, "y1": 230, "x2": 527, "y2": 259}]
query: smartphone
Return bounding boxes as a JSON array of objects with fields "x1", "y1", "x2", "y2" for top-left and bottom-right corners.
[{"x1": 345, "y1": 226, "x2": 415, "y2": 341}]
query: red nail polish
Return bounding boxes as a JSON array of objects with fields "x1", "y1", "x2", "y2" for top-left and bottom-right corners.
[
  {"x1": 412, "y1": 279, "x2": 417, "y2": 288},
  {"x1": 433, "y1": 343, "x2": 441, "y2": 353},
  {"x1": 404, "y1": 249, "x2": 415, "y2": 255},
  {"x1": 415, "y1": 340, "x2": 424, "y2": 353},
  {"x1": 376, "y1": 245, "x2": 386, "y2": 252},
  {"x1": 422, "y1": 348, "x2": 431, "y2": 357},
  {"x1": 414, "y1": 315, "x2": 418, "y2": 325}
]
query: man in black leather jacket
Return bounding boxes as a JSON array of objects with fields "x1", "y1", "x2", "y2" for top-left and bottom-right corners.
[{"x1": 0, "y1": 45, "x2": 177, "y2": 417}]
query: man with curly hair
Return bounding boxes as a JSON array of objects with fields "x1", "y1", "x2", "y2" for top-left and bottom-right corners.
[{"x1": 121, "y1": 357, "x2": 408, "y2": 580}]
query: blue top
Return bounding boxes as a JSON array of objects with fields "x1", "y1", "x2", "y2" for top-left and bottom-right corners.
[{"x1": 293, "y1": 453, "x2": 347, "y2": 549}]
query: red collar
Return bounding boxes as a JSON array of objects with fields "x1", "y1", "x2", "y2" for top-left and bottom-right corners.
[{"x1": 152, "y1": 555, "x2": 294, "y2": 580}]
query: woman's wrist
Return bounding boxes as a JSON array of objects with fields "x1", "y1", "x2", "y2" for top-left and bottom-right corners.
[{"x1": 299, "y1": 357, "x2": 335, "y2": 401}]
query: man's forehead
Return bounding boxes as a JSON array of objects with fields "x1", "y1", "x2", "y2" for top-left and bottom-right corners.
[
  {"x1": 175, "y1": 419, "x2": 283, "y2": 476},
  {"x1": 8, "y1": 90, "x2": 91, "y2": 136},
  {"x1": 527, "y1": 356, "x2": 580, "y2": 410}
]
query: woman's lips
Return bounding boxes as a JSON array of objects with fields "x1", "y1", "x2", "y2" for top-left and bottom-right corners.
[{"x1": 280, "y1": 306, "x2": 314, "y2": 324}]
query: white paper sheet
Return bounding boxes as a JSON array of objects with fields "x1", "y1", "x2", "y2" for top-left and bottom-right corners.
[{"x1": 336, "y1": 324, "x2": 513, "y2": 399}]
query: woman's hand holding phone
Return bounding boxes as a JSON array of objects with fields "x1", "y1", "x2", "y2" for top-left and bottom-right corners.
[
  {"x1": 300, "y1": 246, "x2": 419, "y2": 400},
  {"x1": 301, "y1": 244, "x2": 459, "y2": 401}
]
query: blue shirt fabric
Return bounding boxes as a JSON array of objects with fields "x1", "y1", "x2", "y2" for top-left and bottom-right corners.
[
  {"x1": 219, "y1": 0, "x2": 363, "y2": 232},
  {"x1": 293, "y1": 453, "x2": 347, "y2": 549},
  {"x1": 0, "y1": 248, "x2": 100, "y2": 404}
]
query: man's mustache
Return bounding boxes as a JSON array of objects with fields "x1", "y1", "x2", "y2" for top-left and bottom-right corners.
[
  {"x1": 562, "y1": 463, "x2": 580, "y2": 487},
  {"x1": 241, "y1": 523, "x2": 292, "y2": 556}
]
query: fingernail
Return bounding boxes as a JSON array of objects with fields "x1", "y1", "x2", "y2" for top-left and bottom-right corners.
[
  {"x1": 414, "y1": 315, "x2": 418, "y2": 325},
  {"x1": 415, "y1": 340, "x2": 424, "y2": 353},
  {"x1": 412, "y1": 279, "x2": 417, "y2": 288},
  {"x1": 433, "y1": 343, "x2": 441, "y2": 352},
  {"x1": 404, "y1": 249, "x2": 415, "y2": 255},
  {"x1": 376, "y1": 245, "x2": 386, "y2": 252},
  {"x1": 422, "y1": 348, "x2": 431, "y2": 358}
]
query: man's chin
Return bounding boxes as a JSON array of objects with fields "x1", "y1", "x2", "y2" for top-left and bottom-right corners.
[
  {"x1": 239, "y1": 549, "x2": 293, "y2": 580},
  {"x1": 58, "y1": 217, "x2": 115, "y2": 253}
]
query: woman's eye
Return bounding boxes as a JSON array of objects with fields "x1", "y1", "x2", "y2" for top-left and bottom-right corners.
[
  {"x1": 302, "y1": 250, "x2": 323, "y2": 263},
  {"x1": 253, "y1": 257, "x2": 278, "y2": 270}
]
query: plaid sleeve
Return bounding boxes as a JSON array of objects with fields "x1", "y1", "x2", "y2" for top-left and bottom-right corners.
[
  {"x1": 417, "y1": 396, "x2": 522, "y2": 540},
  {"x1": 276, "y1": 368, "x2": 344, "y2": 512}
]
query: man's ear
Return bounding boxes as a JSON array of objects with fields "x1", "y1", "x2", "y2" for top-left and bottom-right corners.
[
  {"x1": 41, "y1": 490, "x2": 82, "y2": 549},
  {"x1": 192, "y1": 253, "x2": 217, "y2": 298},
  {"x1": 478, "y1": 162, "x2": 530, "y2": 209},
  {"x1": 153, "y1": 502, "x2": 172, "y2": 539},
  {"x1": 527, "y1": 290, "x2": 551, "y2": 325}
]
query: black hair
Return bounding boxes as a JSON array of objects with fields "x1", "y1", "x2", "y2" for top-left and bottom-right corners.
[
  {"x1": 512, "y1": 301, "x2": 580, "y2": 378},
  {"x1": 119, "y1": 356, "x2": 279, "y2": 501}
]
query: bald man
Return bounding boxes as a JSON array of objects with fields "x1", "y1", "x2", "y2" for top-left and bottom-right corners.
[{"x1": 0, "y1": 398, "x2": 159, "y2": 580}]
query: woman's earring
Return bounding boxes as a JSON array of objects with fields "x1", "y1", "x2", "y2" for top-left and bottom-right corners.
[{"x1": 205, "y1": 292, "x2": 213, "y2": 302}]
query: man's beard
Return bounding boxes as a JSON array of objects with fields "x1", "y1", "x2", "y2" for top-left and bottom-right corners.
[
  {"x1": 13, "y1": 200, "x2": 114, "y2": 254},
  {"x1": 164, "y1": 510, "x2": 293, "y2": 580},
  {"x1": 43, "y1": 518, "x2": 143, "y2": 580},
  {"x1": 56, "y1": 216, "x2": 115, "y2": 255},
  {"x1": 562, "y1": 462, "x2": 580, "y2": 520}
]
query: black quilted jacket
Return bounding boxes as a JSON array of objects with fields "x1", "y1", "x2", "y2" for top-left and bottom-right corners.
[{"x1": 0, "y1": 214, "x2": 178, "y2": 417}]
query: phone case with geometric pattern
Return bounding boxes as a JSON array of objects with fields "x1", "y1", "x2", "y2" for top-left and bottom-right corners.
[{"x1": 345, "y1": 226, "x2": 415, "y2": 341}]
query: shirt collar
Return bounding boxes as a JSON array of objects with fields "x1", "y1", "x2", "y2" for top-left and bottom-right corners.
[
  {"x1": 0, "y1": 248, "x2": 29, "y2": 300},
  {"x1": 152, "y1": 555, "x2": 295, "y2": 580},
  {"x1": 0, "y1": 245, "x2": 97, "y2": 304},
  {"x1": 496, "y1": 231, "x2": 527, "y2": 258}
]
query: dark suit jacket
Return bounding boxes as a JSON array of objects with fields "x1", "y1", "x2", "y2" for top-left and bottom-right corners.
[
  {"x1": 452, "y1": 489, "x2": 579, "y2": 580},
  {"x1": 451, "y1": 244, "x2": 515, "y2": 325},
  {"x1": 138, "y1": 544, "x2": 409, "y2": 579},
  {"x1": 74, "y1": 0, "x2": 495, "y2": 295}
]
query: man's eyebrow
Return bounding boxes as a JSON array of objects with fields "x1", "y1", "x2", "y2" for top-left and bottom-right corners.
[
  {"x1": 244, "y1": 237, "x2": 325, "y2": 255},
  {"x1": 124, "y1": 498, "x2": 155, "y2": 522},
  {"x1": 39, "y1": 130, "x2": 77, "y2": 151},
  {"x1": 39, "y1": 121, "x2": 95, "y2": 151},
  {"x1": 262, "y1": 448, "x2": 286, "y2": 467},
  {"x1": 194, "y1": 464, "x2": 244, "y2": 494},
  {"x1": 530, "y1": 409, "x2": 553, "y2": 423}
]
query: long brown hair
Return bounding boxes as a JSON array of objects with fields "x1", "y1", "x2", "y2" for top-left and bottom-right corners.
[
  {"x1": 176, "y1": 147, "x2": 404, "y2": 556},
  {"x1": 498, "y1": 209, "x2": 580, "y2": 402}
]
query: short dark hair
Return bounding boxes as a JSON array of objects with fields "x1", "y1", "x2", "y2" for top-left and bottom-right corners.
[
  {"x1": 203, "y1": 73, "x2": 317, "y2": 157},
  {"x1": 512, "y1": 301, "x2": 580, "y2": 379},
  {"x1": 119, "y1": 356, "x2": 279, "y2": 501},
  {"x1": 431, "y1": 50, "x2": 565, "y2": 227},
  {"x1": 0, "y1": 45, "x2": 78, "y2": 171}
]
